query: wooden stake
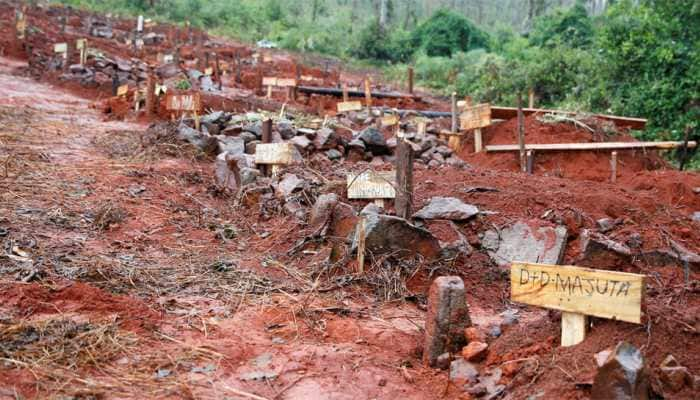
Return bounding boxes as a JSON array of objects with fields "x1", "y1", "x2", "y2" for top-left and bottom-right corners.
[
  {"x1": 561, "y1": 312, "x2": 588, "y2": 347},
  {"x1": 261, "y1": 119, "x2": 272, "y2": 176},
  {"x1": 357, "y1": 217, "x2": 366, "y2": 274},
  {"x1": 193, "y1": 111, "x2": 200, "y2": 130},
  {"x1": 266, "y1": 85, "x2": 272, "y2": 99},
  {"x1": 407, "y1": 66, "x2": 414, "y2": 95},
  {"x1": 526, "y1": 150, "x2": 535, "y2": 174},
  {"x1": 517, "y1": 93, "x2": 526, "y2": 173},
  {"x1": 610, "y1": 151, "x2": 617, "y2": 183},
  {"x1": 680, "y1": 126, "x2": 690, "y2": 171},
  {"x1": 235, "y1": 52, "x2": 242, "y2": 84},
  {"x1": 145, "y1": 73, "x2": 155, "y2": 117},
  {"x1": 451, "y1": 92, "x2": 458, "y2": 134},
  {"x1": 373, "y1": 199, "x2": 385, "y2": 208},
  {"x1": 342, "y1": 84, "x2": 349, "y2": 102},
  {"x1": 395, "y1": 138, "x2": 414, "y2": 220},
  {"x1": 215, "y1": 52, "x2": 221, "y2": 90},
  {"x1": 364, "y1": 77, "x2": 372, "y2": 113},
  {"x1": 474, "y1": 128, "x2": 483, "y2": 153}
]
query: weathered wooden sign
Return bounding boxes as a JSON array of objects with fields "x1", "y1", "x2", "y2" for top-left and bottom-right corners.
[
  {"x1": 347, "y1": 171, "x2": 396, "y2": 200},
  {"x1": 381, "y1": 114, "x2": 399, "y2": 127},
  {"x1": 204, "y1": 67, "x2": 213, "y2": 76},
  {"x1": 262, "y1": 77, "x2": 297, "y2": 87},
  {"x1": 460, "y1": 103, "x2": 491, "y2": 131},
  {"x1": 336, "y1": 101, "x2": 363, "y2": 113},
  {"x1": 511, "y1": 262, "x2": 644, "y2": 346},
  {"x1": 255, "y1": 143, "x2": 296, "y2": 165},
  {"x1": 165, "y1": 93, "x2": 201, "y2": 112},
  {"x1": 16, "y1": 12, "x2": 26, "y2": 39},
  {"x1": 76, "y1": 38, "x2": 87, "y2": 50}
]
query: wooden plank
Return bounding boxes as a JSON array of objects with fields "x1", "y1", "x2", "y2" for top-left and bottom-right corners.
[
  {"x1": 347, "y1": 171, "x2": 396, "y2": 200},
  {"x1": 54, "y1": 43, "x2": 68, "y2": 53},
  {"x1": 165, "y1": 93, "x2": 201, "y2": 112},
  {"x1": 262, "y1": 77, "x2": 277, "y2": 86},
  {"x1": 460, "y1": 103, "x2": 491, "y2": 131},
  {"x1": 76, "y1": 38, "x2": 87, "y2": 50},
  {"x1": 486, "y1": 141, "x2": 697, "y2": 152},
  {"x1": 337, "y1": 101, "x2": 363, "y2": 113},
  {"x1": 116, "y1": 84, "x2": 129, "y2": 97},
  {"x1": 561, "y1": 312, "x2": 588, "y2": 347},
  {"x1": 254, "y1": 143, "x2": 296, "y2": 165},
  {"x1": 491, "y1": 106, "x2": 647, "y2": 130},
  {"x1": 511, "y1": 262, "x2": 644, "y2": 324},
  {"x1": 381, "y1": 114, "x2": 399, "y2": 127},
  {"x1": 276, "y1": 78, "x2": 297, "y2": 87}
]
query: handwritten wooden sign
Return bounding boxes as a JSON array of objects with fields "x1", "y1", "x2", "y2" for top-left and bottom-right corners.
[
  {"x1": 347, "y1": 171, "x2": 396, "y2": 199},
  {"x1": 337, "y1": 101, "x2": 363, "y2": 113},
  {"x1": 263, "y1": 77, "x2": 297, "y2": 87},
  {"x1": 165, "y1": 93, "x2": 201, "y2": 112},
  {"x1": 76, "y1": 38, "x2": 87, "y2": 50},
  {"x1": 255, "y1": 143, "x2": 296, "y2": 165},
  {"x1": 511, "y1": 262, "x2": 644, "y2": 324},
  {"x1": 204, "y1": 67, "x2": 213, "y2": 76},
  {"x1": 117, "y1": 84, "x2": 129, "y2": 97},
  {"x1": 460, "y1": 103, "x2": 491, "y2": 131},
  {"x1": 381, "y1": 114, "x2": 399, "y2": 127},
  {"x1": 54, "y1": 43, "x2": 68, "y2": 54},
  {"x1": 262, "y1": 77, "x2": 277, "y2": 86}
]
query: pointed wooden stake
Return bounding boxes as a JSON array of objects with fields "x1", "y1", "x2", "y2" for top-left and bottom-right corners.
[{"x1": 561, "y1": 312, "x2": 588, "y2": 347}]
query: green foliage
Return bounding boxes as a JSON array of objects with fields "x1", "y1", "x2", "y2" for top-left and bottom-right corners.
[
  {"x1": 351, "y1": 21, "x2": 412, "y2": 63},
  {"x1": 528, "y1": 2, "x2": 593, "y2": 48},
  {"x1": 411, "y1": 9, "x2": 489, "y2": 57}
]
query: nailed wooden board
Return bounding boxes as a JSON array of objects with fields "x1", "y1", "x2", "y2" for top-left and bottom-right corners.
[
  {"x1": 165, "y1": 93, "x2": 201, "y2": 112},
  {"x1": 255, "y1": 143, "x2": 296, "y2": 165},
  {"x1": 486, "y1": 141, "x2": 697, "y2": 152},
  {"x1": 347, "y1": 171, "x2": 396, "y2": 199},
  {"x1": 117, "y1": 84, "x2": 129, "y2": 97},
  {"x1": 511, "y1": 262, "x2": 644, "y2": 324},
  {"x1": 337, "y1": 101, "x2": 363, "y2": 113},
  {"x1": 460, "y1": 103, "x2": 491, "y2": 131}
]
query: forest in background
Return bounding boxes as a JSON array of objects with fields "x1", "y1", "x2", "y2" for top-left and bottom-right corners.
[{"x1": 55, "y1": 0, "x2": 700, "y2": 166}]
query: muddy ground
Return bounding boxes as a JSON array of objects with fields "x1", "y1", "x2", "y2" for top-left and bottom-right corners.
[{"x1": 1, "y1": 2, "x2": 699, "y2": 400}]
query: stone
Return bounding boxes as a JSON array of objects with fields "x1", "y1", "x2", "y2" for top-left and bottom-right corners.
[
  {"x1": 314, "y1": 127, "x2": 337, "y2": 150},
  {"x1": 461, "y1": 342, "x2": 488, "y2": 362},
  {"x1": 352, "y1": 214, "x2": 441, "y2": 261},
  {"x1": 579, "y1": 229, "x2": 633, "y2": 267},
  {"x1": 660, "y1": 366, "x2": 690, "y2": 392},
  {"x1": 431, "y1": 152, "x2": 445, "y2": 163},
  {"x1": 347, "y1": 139, "x2": 367, "y2": 162},
  {"x1": 214, "y1": 152, "x2": 245, "y2": 191},
  {"x1": 464, "y1": 327, "x2": 486, "y2": 343},
  {"x1": 277, "y1": 120, "x2": 296, "y2": 139},
  {"x1": 275, "y1": 174, "x2": 305, "y2": 199},
  {"x1": 482, "y1": 221, "x2": 568, "y2": 267},
  {"x1": 356, "y1": 127, "x2": 389, "y2": 155},
  {"x1": 243, "y1": 123, "x2": 262, "y2": 138},
  {"x1": 284, "y1": 200, "x2": 306, "y2": 220},
  {"x1": 309, "y1": 193, "x2": 339, "y2": 231},
  {"x1": 435, "y1": 145, "x2": 453, "y2": 157},
  {"x1": 325, "y1": 149, "x2": 342, "y2": 161},
  {"x1": 386, "y1": 137, "x2": 398, "y2": 151},
  {"x1": 446, "y1": 156, "x2": 468, "y2": 168},
  {"x1": 239, "y1": 131, "x2": 257, "y2": 143},
  {"x1": 693, "y1": 212, "x2": 700, "y2": 223},
  {"x1": 449, "y1": 358, "x2": 478, "y2": 384},
  {"x1": 597, "y1": 218, "x2": 616, "y2": 233},
  {"x1": 216, "y1": 136, "x2": 245, "y2": 156},
  {"x1": 155, "y1": 62, "x2": 180, "y2": 79},
  {"x1": 177, "y1": 124, "x2": 218, "y2": 154},
  {"x1": 245, "y1": 140, "x2": 260, "y2": 154},
  {"x1": 436, "y1": 353, "x2": 451, "y2": 370},
  {"x1": 413, "y1": 197, "x2": 479, "y2": 221},
  {"x1": 202, "y1": 121, "x2": 220, "y2": 136},
  {"x1": 692, "y1": 375, "x2": 700, "y2": 391},
  {"x1": 290, "y1": 135, "x2": 312, "y2": 152},
  {"x1": 427, "y1": 159, "x2": 441, "y2": 168},
  {"x1": 424, "y1": 276, "x2": 472, "y2": 367},
  {"x1": 202, "y1": 111, "x2": 225, "y2": 124},
  {"x1": 360, "y1": 203, "x2": 384, "y2": 216},
  {"x1": 239, "y1": 167, "x2": 261, "y2": 186},
  {"x1": 591, "y1": 341, "x2": 649, "y2": 400}
]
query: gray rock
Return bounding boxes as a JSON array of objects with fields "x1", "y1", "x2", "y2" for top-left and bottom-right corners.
[
  {"x1": 386, "y1": 137, "x2": 398, "y2": 151},
  {"x1": 356, "y1": 127, "x2": 388, "y2": 155},
  {"x1": 314, "y1": 127, "x2": 337, "y2": 150},
  {"x1": 202, "y1": 111, "x2": 225, "y2": 125},
  {"x1": 348, "y1": 139, "x2": 366, "y2": 151},
  {"x1": 277, "y1": 120, "x2": 296, "y2": 139},
  {"x1": 482, "y1": 222, "x2": 568, "y2": 267},
  {"x1": 414, "y1": 197, "x2": 479, "y2": 221},
  {"x1": 155, "y1": 63, "x2": 180, "y2": 79},
  {"x1": 360, "y1": 203, "x2": 384, "y2": 216},
  {"x1": 216, "y1": 136, "x2": 245, "y2": 156},
  {"x1": 435, "y1": 145, "x2": 453, "y2": 157},
  {"x1": 239, "y1": 167, "x2": 261, "y2": 186},
  {"x1": 214, "y1": 152, "x2": 244, "y2": 191},
  {"x1": 240, "y1": 131, "x2": 257, "y2": 143},
  {"x1": 597, "y1": 218, "x2": 616, "y2": 233},
  {"x1": 177, "y1": 124, "x2": 218, "y2": 154},
  {"x1": 275, "y1": 174, "x2": 305, "y2": 199},
  {"x1": 245, "y1": 140, "x2": 260, "y2": 155},
  {"x1": 202, "y1": 121, "x2": 220, "y2": 136},
  {"x1": 325, "y1": 149, "x2": 342, "y2": 161},
  {"x1": 290, "y1": 135, "x2": 312, "y2": 151},
  {"x1": 428, "y1": 160, "x2": 441, "y2": 168},
  {"x1": 436, "y1": 353, "x2": 451, "y2": 370},
  {"x1": 309, "y1": 193, "x2": 338, "y2": 231},
  {"x1": 591, "y1": 342, "x2": 649, "y2": 400},
  {"x1": 352, "y1": 214, "x2": 441, "y2": 260},
  {"x1": 425, "y1": 277, "x2": 472, "y2": 367},
  {"x1": 243, "y1": 122, "x2": 262, "y2": 138},
  {"x1": 284, "y1": 200, "x2": 306, "y2": 220},
  {"x1": 579, "y1": 229, "x2": 632, "y2": 266},
  {"x1": 449, "y1": 358, "x2": 479, "y2": 383},
  {"x1": 446, "y1": 156, "x2": 468, "y2": 169},
  {"x1": 431, "y1": 152, "x2": 445, "y2": 163},
  {"x1": 693, "y1": 212, "x2": 700, "y2": 223}
]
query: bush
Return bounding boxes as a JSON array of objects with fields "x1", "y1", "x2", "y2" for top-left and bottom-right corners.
[{"x1": 411, "y1": 9, "x2": 489, "y2": 57}]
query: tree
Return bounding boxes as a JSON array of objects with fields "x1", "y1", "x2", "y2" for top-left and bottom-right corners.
[{"x1": 411, "y1": 9, "x2": 489, "y2": 57}]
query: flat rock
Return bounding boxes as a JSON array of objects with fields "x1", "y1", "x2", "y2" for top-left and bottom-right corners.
[
  {"x1": 275, "y1": 174, "x2": 305, "y2": 199},
  {"x1": 325, "y1": 149, "x2": 342, "y2": 161},
  {"x1": 413, "y1": 197, "x2": 479, "y2": 220},
  {"x1": 356, "y1": 127, "x2": 389, "y2": 155},
  {"x1": 482, "y1": 221, "x2": 568, "y2": 267},
  {"x1": 314, "y1": 127, "x2": 337, "y2": 150},
  {"x1": 449, "y1": 358, "x2": 478, "y2": 384},
  {"x1": 216, "y1": 136, "x2": 245, "y2": 156},
  {"x1": 461, "y1": 341, "x2": 488, "y2": 361},
  {"x1": 309, "y1": 193, "x2": 338, "y2": 231},
  {"x1": 352, "y1": 214, "x2": 441, "y2": 260},
  {"x1": 591, "y1": 341, "x2": 649, "y2": 400},
  {"x1": 290, "y1": 135, "x2": 313, "y2": 151}
]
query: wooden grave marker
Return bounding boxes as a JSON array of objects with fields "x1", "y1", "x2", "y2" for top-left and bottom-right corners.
[
  {"x1": 76, "y1": 39, "x2": 88, "y2": 66},
  {"x1": 54, "y1": 42, "x2": 68, "y2": 60},
  {"x1": 116, "y1": 84, "x2": 129, "y2": 97},
  {"x1": 254, "y1": 143, "x2": 297, "y2": 175},
  {"x1": 166, "y1": 92, "x2": 202, "y2": 129},
  {"x1": 347, "y1": 170, "x2": 396, "y2": 208},
  {"x1": 15, "y1": 10, "x2": 26, "y2": 40},
  {"x1": 262, "y1": 77, "x2": 297, "y2": 99},
  {"x1": 510, "y1": 262, "x2": 644, "y2": 347},
  {"x1": 337, "y1": 101, "x2": 363, "y2": 113},
  {"x1": 460, "y1": 103, "x2": 491, "y2": 153}
]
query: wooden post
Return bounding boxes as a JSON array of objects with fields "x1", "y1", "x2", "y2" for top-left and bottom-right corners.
[
  {"x1": 145, "y1": 73, "x2": 155, "y2": 117},
  {"x1": 528, "y1": 88, "x2": 535, "y2": 109},
  {"x1": 395, "y1": 138, "x2": 414, "y2": 220},
  {"x1": 407, "y1": 66, "x2": 414, "y2": 95},
  {"x1": 680, "y1": 126, "x2": 691, "y2": 171},
  {"x1": 451, "y1": 92, "x2": 458, "y2": 134},
  {"x1": 235, "y1": 52, "x2": 242, "y2": 84},
  {"x1": 517, "y1": 93, "x2": 526, "y2": 173},
  {"x1": 561, "y1": 312, "x2": 588, "y2": 347},
  {"x1": 526, "y1": 150, "x2": 535, "y2": 174},
  {"x1": 474, "y1": 129, "x2": 483, "y2": 153},
  {"x1": 610, "y1": 151, "x2": 618, "y2": 183},
  {"x1": 256, "y1": 68, "x2": 263, "y2": 96},
  {"x1": 357, "y1": 217, "x2": 366, "y2": 274},
  {"x1": 215, "y1": 52, "x2": 221, "y2": 90},
  {"x1": 112, "y1": 71, "x2": 119, "y2": 96},
  {"x1": 261, "y1": 119, "x2": 272, "y2": 176},
  {"x1": 364, "y1": 77, "x2": 372, "y2": 113},
  {"x1": 342, "y1": 84, "x2": 349, "y2": 102}
]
